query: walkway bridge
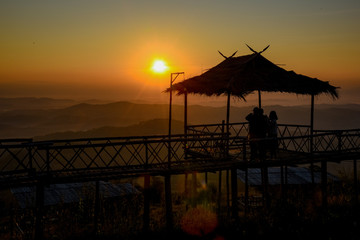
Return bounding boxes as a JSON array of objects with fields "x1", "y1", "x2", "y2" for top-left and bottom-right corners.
[{"x1": 1, "y1": 122, "x2": 360, "y2": 188}]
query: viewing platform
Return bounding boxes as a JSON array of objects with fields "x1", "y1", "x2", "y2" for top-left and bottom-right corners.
[{"x1": 1, "y1": 122, "x2": 359, "y2": 188}]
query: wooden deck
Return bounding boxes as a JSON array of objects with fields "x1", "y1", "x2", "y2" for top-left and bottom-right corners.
[
  {"x1": 1, "y1": 123, "x2": 360, "y2": 240},
  {"x1": 0, "y1": 123, "x2": 359, "y2": 188}
]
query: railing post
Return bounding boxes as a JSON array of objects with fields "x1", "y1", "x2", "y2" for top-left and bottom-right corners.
[
  {"x1": 27, "y1": 144, "x2": 34, "y2": 176},
  {"x1": 145, "y1": 139, "x2": 149, "y2": 167},
  {"x1": 168, "y1": 140, "x2": 171, "y2": 169},
  {"x1": 242, "y1": 139, "x2": 247, "y2": 162},
  {"x1": 46, "y1": 146, "x2": 50, "y2": 174},
  {"x1": 35, "y1": 180, "x2": 44, "y2": 240},
  {"x1": 337, "y1": 131, "x2": 343, "y2": 152},
  {"x1": 221, "y1": 120, "x2": 225, "y2": 157}
]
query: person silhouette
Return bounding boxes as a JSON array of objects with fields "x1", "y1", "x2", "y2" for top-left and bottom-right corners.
[
  {"x1": 246, "y1": 107, "x2": 259, "y2": 160},
  {"x1": 246, "y1": 107, "x2": 268, "y2": 161},
  {"x1": 268, "y1": 110, "x2": 278, "y2": 159}
]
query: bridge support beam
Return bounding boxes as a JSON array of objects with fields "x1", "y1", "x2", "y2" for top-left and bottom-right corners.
[
  {"x1": 94, "y1": 180, "x2": 100, "y2": 235},
  {"x1": 192, "y1": 172, "x2": 197, "y2": 204},
  {"x1": 231, "y1": 168, "x2": 238, "y2": 220},
  {"x1": 164, "y1": 174, "x2": 173, "y2": 230},
  {"x1": 217, "y1": 170, "x2": 222, "y2": 216},
  {"x1": 244, "y1": 167, "x2": 249, "y2": 218},
  {"x1": 281, "y1": 165, "x2": 288, "y2": 203},
  {"x1": 353, "y1": 159, "x2": 358, "y2": 210},
  {"x1": 143, "y1": 175, "x2": 150, "y2": 232},
  {"x1": 35, "y1": 181, "x2": 44, "y2": 240},
  {"x1": 261, "y1": 166, "x2": 270, "y2": 209},
  {"x1": 321, "y1": 160, "x2": 328, "y2": 221},
  {"x1": 226, "y1": 169, "x2": 230, "y2": 217}
]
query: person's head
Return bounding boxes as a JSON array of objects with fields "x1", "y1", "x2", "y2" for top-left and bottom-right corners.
[
  {"x1": 269, "y1": 110, "x2": 278, "y2": 120},
  {"x1": 259, "y1": 108, "x2": 264, "y2": 115},
  {"x1": 253, "y1": 107, "x2": 259, "y2": 114}
]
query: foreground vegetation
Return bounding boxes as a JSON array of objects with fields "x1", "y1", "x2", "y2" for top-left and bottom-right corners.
[{"x1": 0, "y1": 172, "x2": 359, "y2": 240}]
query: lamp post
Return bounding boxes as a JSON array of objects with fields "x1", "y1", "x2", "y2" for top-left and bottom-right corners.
[
  {"x1": 168, "y1": 72, "x2": 185, "y2": 138},
  {"x1": 165, "y1": 71, "x2": 184, "y2": 231}
]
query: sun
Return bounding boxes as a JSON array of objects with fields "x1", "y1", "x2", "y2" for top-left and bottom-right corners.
[{"x1": 151, "y1": 59, "x2": 168, "y2": 73}]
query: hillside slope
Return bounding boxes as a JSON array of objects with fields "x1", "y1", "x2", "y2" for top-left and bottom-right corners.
[{"x1": 0, "y1": 98, "x2": 359, "y2": 138}]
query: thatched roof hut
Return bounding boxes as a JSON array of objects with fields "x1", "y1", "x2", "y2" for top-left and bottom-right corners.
[
  {"x1": 164, "y1": 46, "x2": 340, "y2": 140},
  {"x1": 166, "y1": 46, "x2": 339, "y2": 102}
]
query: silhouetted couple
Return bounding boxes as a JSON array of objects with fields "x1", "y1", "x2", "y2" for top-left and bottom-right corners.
[
  {"x1": 268, "y1": 110, "x2": 278, "y2": 159},
  {"x1": 246, "y1": 108, "x2": 278, "y2": 161}
]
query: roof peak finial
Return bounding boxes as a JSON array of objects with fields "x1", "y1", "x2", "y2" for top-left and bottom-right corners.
[
  {"x1": 245, "y1": 44, "x2": 270, "y2": 54},
  {"x1": 218, "y1": 50, "x2": 238, "y2": 59}
]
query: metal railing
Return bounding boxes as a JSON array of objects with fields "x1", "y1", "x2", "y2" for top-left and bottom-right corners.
[{"x1": 1, "y1": 124, "x2": 360, "y2": 186}]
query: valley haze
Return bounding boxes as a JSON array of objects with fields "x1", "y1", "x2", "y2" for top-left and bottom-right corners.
[{"x1": 0, "y1": 97, "x2": 359, "y2": 140}]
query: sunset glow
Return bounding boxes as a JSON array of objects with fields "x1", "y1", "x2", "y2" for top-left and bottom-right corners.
[
  {"x1": 151, "y1": 60, "x2": 168, "y2": 74},
  {"x1": 0, "y1": 1, "x2": 359, "y2": 104}
]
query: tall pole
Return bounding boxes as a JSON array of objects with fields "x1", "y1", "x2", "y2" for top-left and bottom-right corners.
[
  {"x1": 168, "y1": 72, "x2": 184, "y2": 166},
  {"x1": 184, "y1": 91, "x2": 188, "y2": 136},
  {"x1": 226, "y1": 92, "x2": 231, "y2": 156},
  {"x1": 258, "y1": 90, "x2": 262, "y2": 108},
  {"x1": 166, "y1": 72, "x2": 184, "y2": 231},
  {"x1": 184, "y1": 91, "x2": 188, "y2": 158},
  {"x1": 168, "y1": 72, "x2": 185, "y2": 138},
  {"x1": 310, "y1": 94, "x2": 315, "y2": 184}
]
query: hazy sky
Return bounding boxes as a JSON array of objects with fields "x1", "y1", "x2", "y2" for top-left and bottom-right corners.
[{"x1": 1, "y1": 0, "x2": 360, "y2": 106}]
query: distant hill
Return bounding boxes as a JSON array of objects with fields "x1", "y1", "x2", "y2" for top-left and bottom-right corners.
[
  {"x1": 0, "y1": 97, "x2": 77, "y2": 112},
  {"x1": 34, "y1": 118, "x2": 184, "y2": 141},
  {"x1": 0, "y1": 98, "x2": 359, "y2": 139}
]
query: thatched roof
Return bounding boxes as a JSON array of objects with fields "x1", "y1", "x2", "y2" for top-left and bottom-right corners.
[{"x1": 165, "y1": 49, "x2": 339, "y2": 100}]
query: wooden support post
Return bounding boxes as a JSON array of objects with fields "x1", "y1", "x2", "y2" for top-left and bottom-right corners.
[
  {"x1": 226, "y1": 92, "x2": 230, "y2": 156},
  {"x1": 184, "y1": 91, "x2": 187, "y2": 136},
  {"x1": 35, "y1": 181, "x2": 44, "y2": 240},
  {"x1": 221, "y1": 120, "x2": 225, "y2": 157},
  {"x1": 284, "y1": 165, "x2": 288, "y2": 201},
  {"x1": 321, "y1": 160, "x2": 328, "y2": 221},
  {"x1": 143, "y1": 175, "x2": 150, "y2": 232},
  {"x1": 10, "y1": 203, "x2": 14, "y2": 239},
  {"x1": 258, "y1": 90, "x2": 261, "y2": 109},
  {"x1": 353, "y1": 159, "x2": 358, "y2": 210},
  {"x1": 184, "y1": 92, "x2": 188, "y2": 159},
  {"x1": 310, "y1": 94, "x2": 315, "y2": 184},
  {"x1": 231, "y1": 168, "x2": 238, "y2": 220},
  {"x1": 46, "y1": 147, "x2": 50, "y2": 175},
  {"x1": 217, "y1": 170, "x2": 222, "y2": 216},
  {"x1": 280, "y1": 165, "x2": 285, "y2": 202},
  {"x1": 261, "y1": 165, "x2": 270, "y2": 209},
  {"x1": 226, "y1": 169, "x2": 230, "y2": 217},
  {"x1": 184, "y1": 173, "x2": 188, "y2": 198},
  {"x1": 191, "y1": 172, "x2": 197, "y2": 207},
  {"x1": 164, "y1": 174, "x2": 173, "y2": 230},
  {"x1": 244, "y1": 167, "x2": 249, "y2": 218},
  {"x1": 28, "y1": 145, "x2": 33, "y2": 174},
  {"x1": 94, "y1": 180, "x2": 100, "y2": 235}
]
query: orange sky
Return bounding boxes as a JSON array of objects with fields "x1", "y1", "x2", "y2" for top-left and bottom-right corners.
[{"x1": 1, "y1": 0, "x2": 360, "y2": 106}]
